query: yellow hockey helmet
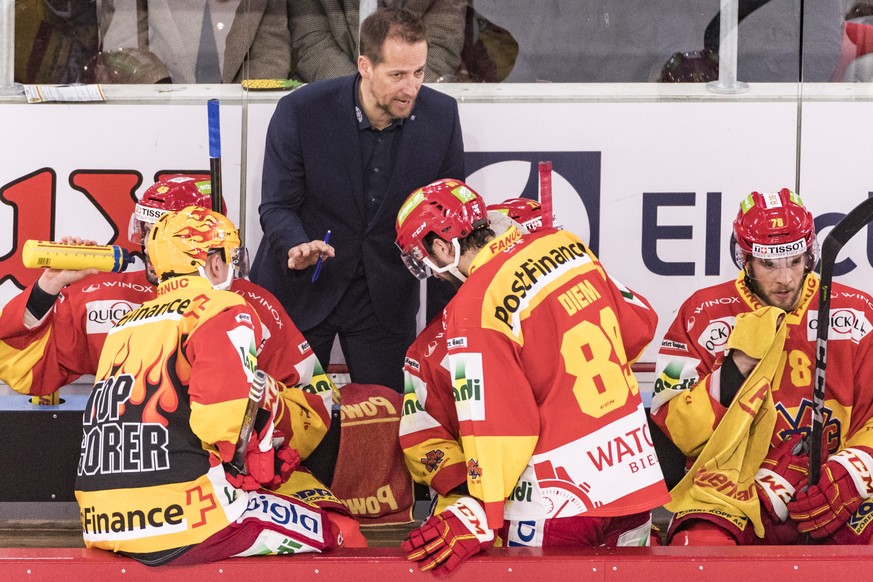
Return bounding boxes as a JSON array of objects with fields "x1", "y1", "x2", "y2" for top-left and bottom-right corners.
[{"x1": 146, "y1": 206, "x2": 244, "y2": 282}]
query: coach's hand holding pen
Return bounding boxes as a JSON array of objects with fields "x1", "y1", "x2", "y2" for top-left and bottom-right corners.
[
  {"x1": 286, "y1": 231, "x2": 334, "y2": 275},
  {"x1": 311, "y1": 230, "x2": 332, "y2": 282}
]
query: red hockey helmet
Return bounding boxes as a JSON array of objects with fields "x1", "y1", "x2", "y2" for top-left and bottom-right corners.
[
  {"x1": 487, "y1": 198, "x2": 545, "y2": 233},
  {"x1": 395, "y1": 179, "x2": 489, "y2": 279},
  {"x1": 733, "y1": 188, "x2": 817, "y2": 268},
  {"x1": 128, "y1": 176, "x2": 224, "y2": 244}
]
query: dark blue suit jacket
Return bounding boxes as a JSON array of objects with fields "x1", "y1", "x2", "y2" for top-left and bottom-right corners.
[{"x1": 250, "y1": 75, "x2": 465, "y2": 332}]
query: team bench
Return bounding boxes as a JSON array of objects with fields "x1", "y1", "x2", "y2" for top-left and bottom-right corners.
[
  {"x1": 1, "y1": 367, "x2": 871, "y2": 581},
  {"x1": 0, "y1": 363, "x2": 685, "y2": 505},
  {"x1": 2, "y1": 546, "x2": 873, "y2": 581}
]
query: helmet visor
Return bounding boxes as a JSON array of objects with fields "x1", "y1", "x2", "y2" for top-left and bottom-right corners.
[
  {"x1": 208, "y1": 246, "x2": 249, "y2": 280},
  {"x1": 398, "y1": 244, "x2": 432, "y2": 280},
  {"x1": 129, "y1": 202, "x2": 169, "y2": 244},
  {"x1": 230, "y1": 246, "x2": 250, "y2": 279}
]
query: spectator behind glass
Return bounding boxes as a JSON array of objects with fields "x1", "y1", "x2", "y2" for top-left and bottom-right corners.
[
  {"x1": 96, "y1": 0, "x2": 291, "y2": 83},
  {"x1": 289, "y1": 0, "x2": 466, "y2": 82},
  {"x1": 14, "y1": 0, "x2": 98, "y2": 84},
  {"x1": 469, "y1": 0, "x2": 843, "y2": 82},
  {"x1": 832, "y1": 1, "x2": 873, "y2": 81}
]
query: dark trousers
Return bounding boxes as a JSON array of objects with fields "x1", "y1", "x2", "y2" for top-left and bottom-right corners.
[
  {"x1": 304, "y1": 275, "x2": 415, "y2": 394},
  {"x1": 302, "y1": 275, "x2": 414, "y2": 486}
]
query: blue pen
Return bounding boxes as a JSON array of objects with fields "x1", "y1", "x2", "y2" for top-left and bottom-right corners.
[{"x1": 311, "y1": 230, "x2": 331, "y2": 282}]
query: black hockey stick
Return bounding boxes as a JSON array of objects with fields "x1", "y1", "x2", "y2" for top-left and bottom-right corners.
[
  {"x1": 207, "y1": 99, "x2": 223, "y2": 212},
  {"x1": 230, "y1": 370, "x2": 267, "y2": 474},
  {"x1": 808, "y1": 196, "x2": 873, "y2": 486}
]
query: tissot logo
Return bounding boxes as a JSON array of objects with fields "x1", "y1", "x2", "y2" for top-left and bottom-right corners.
[{"x1": 464, "y1": 152, "x2": 601, "y2": 255}]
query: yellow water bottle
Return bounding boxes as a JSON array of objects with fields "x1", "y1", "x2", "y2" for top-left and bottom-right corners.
[
  {"x1": 31, "y1": 392, "x2": 61, "y2": 406},
  {"x1": 22, "y1": 240, "x2": 133, "y2": 273}
]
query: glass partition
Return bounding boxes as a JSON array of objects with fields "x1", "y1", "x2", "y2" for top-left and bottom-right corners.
[
  {"x1": 10, "y1": 0, "x2": 295, "y2": 84},
  {"x1": 1, "y1": 0, "x2": 872, "y2": 368},
  {"x1": 6, "y1": 1, "x2": 867, "y2": 86}
]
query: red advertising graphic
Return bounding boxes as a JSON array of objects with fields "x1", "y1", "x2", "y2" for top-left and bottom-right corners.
[{"x1": 0, "y1": 169, "x2": 209, "y2": 291}]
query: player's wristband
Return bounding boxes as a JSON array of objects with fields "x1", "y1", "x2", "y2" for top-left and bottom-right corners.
[
  {"x1": 718, "y1": 353, "x2": 744, "y2": 407},
  {"x1": 27, "y1": 281, "x2": 59, "y2": 321},
  {"x1": 445, "y1": 497, "x2": 495, "y2": 544}
]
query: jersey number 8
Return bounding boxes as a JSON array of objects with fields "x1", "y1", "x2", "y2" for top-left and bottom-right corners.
[{"x1": 561, "y1": 306, "x2": 639, "y2": 418}]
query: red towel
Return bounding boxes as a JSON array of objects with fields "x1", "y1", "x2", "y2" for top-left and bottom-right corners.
[{"x1": 330, "y1": 383, "x2": 414, "y2": 525}]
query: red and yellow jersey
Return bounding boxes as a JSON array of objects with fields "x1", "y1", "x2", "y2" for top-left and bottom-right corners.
[
  {"x1": 0, "y1": 270, "x2": 153, "y2": 394},
  {"x1": 75, "y1": 276, "x2": 261, "y2": 554},
  {"x1": 651, "y1": 273, "x2": 873, "y2": 461},
  {"x1": 230, "y1": 279, "x2": 335, "y2": 458},
  {"x1": 444, "y1": 226, "x2": 669, "y2": 529},
  {"x1": 400, "y1": 314, "x2": 467, "y2": 496},
  {"x1": 0, "y1": 271, "x2": 333, "y2": 458}
]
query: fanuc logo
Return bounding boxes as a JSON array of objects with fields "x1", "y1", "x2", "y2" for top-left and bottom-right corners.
[{"x1": 464, "y1": 152, "x2": 601, "y2": 255}]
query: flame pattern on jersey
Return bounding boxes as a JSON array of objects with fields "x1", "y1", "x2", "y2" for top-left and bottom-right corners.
[
  {"x1": 76, "y1": 276, "x2": 260, "y2": 554},
  {"x1": 0, "y1": 270, "x2": 333, "y2": 458}
]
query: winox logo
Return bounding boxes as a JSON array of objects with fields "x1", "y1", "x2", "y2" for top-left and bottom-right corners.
[{"x1": 696, "y1": 316, "x2": 736, "y2": 354}]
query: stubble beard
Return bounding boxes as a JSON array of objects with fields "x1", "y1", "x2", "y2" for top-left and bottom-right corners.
[{"x1": 381, "y1": 96, "x2": 415, "y2": 120}]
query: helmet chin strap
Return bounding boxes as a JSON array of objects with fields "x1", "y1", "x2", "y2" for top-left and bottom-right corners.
[
  {"x1": 198, "y1": 264, "x2": 234, "y2": 290},
  {"x1": 447, "y1": 264, "x2": 466, "y2": 283},
  {"x1": 426, "y1": 238, "x2": 467, "y2": 282},
  {"x1": 742, "y1": 267, "x2": 761, "y2": 298}
]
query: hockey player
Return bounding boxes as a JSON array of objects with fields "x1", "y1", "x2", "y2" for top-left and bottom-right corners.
[
  {"x1": 395, "y1": 180, "x2": 669, "y2": 573},
  {"x1": 486, "y1": 197, "x2": 547, "y2": 233},
  {"x1": 76, "y1": 206, "x2": 337, "y2": 564},
  {"x1": 1, "y1": 177, "x2": 332, "y2": 418},
  {"x1": 399, "y1": 195, "x2": 546, "y2": 518},
  {"x1": 651, "y1": 189, "x2": 873, "y2": 545},
  {"x1": 0, "y1": 176, "x2": 365, "y2": 546}
]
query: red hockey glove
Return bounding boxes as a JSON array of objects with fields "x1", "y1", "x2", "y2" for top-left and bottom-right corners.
[
  {"x1": 401, "y1": 497, "x2": 494, "y2": 574},
  {"x1": 262, "y1": 443, "x2": 300, "y2": 490},
  {"x1": 755, "y1": 433, "x2": 809, "y2": 522},
  {"x1": 788, "y1": 460, "x2": 864, "y2": 538},
  {"x1": 225, "y1": 409, "x2": 297, "y2": 491}
]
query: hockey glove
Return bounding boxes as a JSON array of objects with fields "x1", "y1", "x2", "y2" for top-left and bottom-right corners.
[
  {"x1": 225, "y1": 409, "x2": 298, "y2": 491},
  {"x1": 788, "y1": 458, "x2": 865, "y2": 538},
  {"x1": 402, "y1": 497, "x2": 494, "y2": 574},
  {"x1": 262, "y1": 443, "x2": 300, "y2": 490},
  {"x1": 755, "y1": 433, "x2": 809, "y2": 522}
]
